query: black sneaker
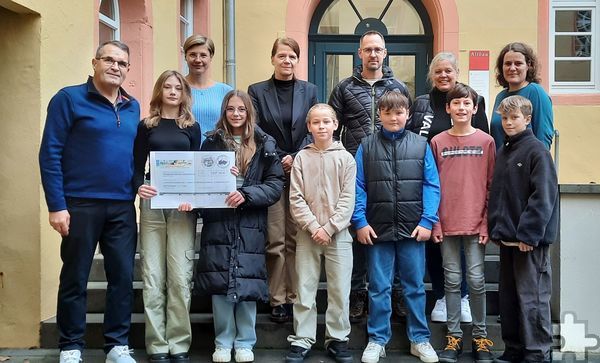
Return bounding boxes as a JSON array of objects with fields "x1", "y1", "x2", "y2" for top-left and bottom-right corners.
[
  {"x1": 271, "y1": 305, "x2": 289, "y2": 323},
  {"x1": 148, "y1": 354, "x2": 169, "y2": 363},
  {"x1": 170, "y1": 353, "x2": 189, "y2": 363},
  {"x1": 285, "y1": 345, "x2": 310, "y2": 363},
  {"x1": 472, "y1": 337, "x2": 495, "y2": 362},
  {"x1": 438, "y1": 335, "x2": 463, "y2": 363},
  {"x1": 327, "y1": 340, "x2": 353, "y2": 363},
  {"x1": 349, "y1": 290, "x2": 367, "y2": 323},
  {"x1": 391, "y1": 289, "x2": 407, "y2": 321}
]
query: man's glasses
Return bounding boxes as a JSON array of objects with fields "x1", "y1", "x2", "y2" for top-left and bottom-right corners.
[
  {"x1": 96, "y1": 56, "x2": 129, "y2": 69},
  {"x1": 361, "y1": 47, "x2": 385, "y2": 55}
]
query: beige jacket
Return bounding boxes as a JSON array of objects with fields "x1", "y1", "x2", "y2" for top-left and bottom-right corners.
[{"x1": 289, "y1": 141, "x2": 356, "y2": 237}]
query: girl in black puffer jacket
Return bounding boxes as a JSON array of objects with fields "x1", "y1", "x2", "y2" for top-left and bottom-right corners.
[{"x1": 195, "y1": 90, "x2": 285, "y2": 362}]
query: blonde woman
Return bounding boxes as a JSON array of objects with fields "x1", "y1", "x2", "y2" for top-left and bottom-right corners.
[
  {"x1": 183, "y1": 34, "x2": 233, "y2": 143},
  {"x1": 133, "y1": 70, "x2": 200, "y2": 363}
]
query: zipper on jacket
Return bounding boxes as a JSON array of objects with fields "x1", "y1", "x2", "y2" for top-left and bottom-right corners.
[
  {"x1": 370, "y1": 86, "x2": 376, "y2": 133},
  {"x1": 392, "y1": 137, "x2": 398, "y2": 239}
]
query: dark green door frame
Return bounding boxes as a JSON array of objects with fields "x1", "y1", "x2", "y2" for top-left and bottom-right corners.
[{"x1": 309, "y1": 36, "x2": 431, "y2": 102}]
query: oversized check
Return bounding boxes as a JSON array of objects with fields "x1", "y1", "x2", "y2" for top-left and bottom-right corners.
[{"x1": 149, "y1": 151, "x2": 236, "y2": 209}]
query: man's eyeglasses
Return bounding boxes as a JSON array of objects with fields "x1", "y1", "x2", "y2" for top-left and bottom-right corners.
[
  {"x1": 96, "y1": 56, "x2": 129, "y2": 69},
  {"x1": 361, "y1": 47, "x2": 385, "y2": 55}
]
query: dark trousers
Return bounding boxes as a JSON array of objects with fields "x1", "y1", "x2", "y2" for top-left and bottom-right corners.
[
  {"x1": 499, "y1": 244, "x2": 552, "y2": 362},
  {"x1": 57, "y1": 198, "x2": 137, "y2": 353},
  {"x1": 426, "y1": 240, "x2": 468, "y2": 300}
]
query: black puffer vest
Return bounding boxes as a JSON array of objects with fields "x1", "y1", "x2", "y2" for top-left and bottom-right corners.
[{"x1": 362, "y1": 130, "x2": 427, "y2": 241}]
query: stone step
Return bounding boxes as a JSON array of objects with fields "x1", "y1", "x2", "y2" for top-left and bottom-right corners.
[
  {"x1": 40, "y1": 313, "x2": 504, "y2": 351},
  {"x1": 88, "y1": 253, "x2": 501, "y2": 283},
  {"x1": 85, "y1": 281, "x2": 500, "y2": 315}
]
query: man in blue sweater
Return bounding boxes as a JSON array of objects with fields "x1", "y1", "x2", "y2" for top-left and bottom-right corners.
[{"x1": 39, "y1": 40, "x2": 140, "y2": 363}]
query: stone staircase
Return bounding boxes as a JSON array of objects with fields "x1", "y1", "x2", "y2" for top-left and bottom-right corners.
[{"x1": 40, "y1": 221, "x2": 504, "y2": 352}]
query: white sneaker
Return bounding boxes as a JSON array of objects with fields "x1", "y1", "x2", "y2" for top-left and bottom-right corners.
[
  {"x1": 461, "y1": 295, "x2": 473, "y2": 323},
  {"x1": 361, "y1": 342, "x2": 386, "y2": 363},
  {"x1": 212, "y1": 347, "x2": 231, "y2": 362},
  {"x1": 60, "y1": 350, "x2": 82, "y2": 363},
  {"x1": 431, "y1": 296, "x2": 447, "y2": 322},
  {"x1": 410, "y1": 341, "x2": 439, "y2": 363},
  {"x1": 234, "y1": 348, "x2": 254, "y2": 362},
  {"x1": 105, "y1": 346, "x2": 135, "y2": 363}
]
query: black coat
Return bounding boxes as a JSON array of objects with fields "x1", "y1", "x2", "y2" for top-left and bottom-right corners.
[
  {"x1": 328, "y1": 65, "x2": 411, "y2": 156},
  {"x1": 488, "y1": 129, "x2": 558, "y2": 246},
  {"x1": 194, "y1": 128, "x2": 285, "y2": 302},
  {"x1": 248, "y1": 77, "x2": 318, "y2": 159}
]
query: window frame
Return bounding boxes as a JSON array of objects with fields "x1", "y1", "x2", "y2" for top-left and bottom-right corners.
[
  {"x1": 99, "y1": 0, "x2": 121, "y2": 41},
  {"x1": 180, "y1": 0, "x2": 194, "y2": 73},
  {"x1": 549, "y1": 0, "x2": 599, "y2": 94}
]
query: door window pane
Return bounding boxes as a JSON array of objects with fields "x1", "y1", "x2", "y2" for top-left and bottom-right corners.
[
  {"x1": 388, "y1": 55, "x2": 415, "y2": 99},
  {"x1": 555, "y1": 60, "x2": 592, "y2": 82},
  {"x1": 319, "y1": 0, "x2": 424, "y2": 35},
  {"x1": 326, "y1": 54, "x2": 354, "y2": 99}
]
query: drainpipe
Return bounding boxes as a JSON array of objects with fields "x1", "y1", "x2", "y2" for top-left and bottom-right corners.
[{"x1": 224, "y1": 0, "x2": 236, "y2": 88}]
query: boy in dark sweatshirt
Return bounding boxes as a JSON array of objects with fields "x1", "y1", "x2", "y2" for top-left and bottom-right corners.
[{"x1": 488, "y1": 95, "x2": 558, "y2": 363}]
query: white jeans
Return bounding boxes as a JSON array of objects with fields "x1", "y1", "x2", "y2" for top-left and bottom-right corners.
[
  {"x1": 139, "y1": 197, "x2": 197, "y2": 354},
  {"x1": 287, "y1": 228, "x2": 353, "y2": 349}
]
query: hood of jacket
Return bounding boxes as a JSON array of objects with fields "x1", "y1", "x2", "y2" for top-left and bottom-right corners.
[{"x1": 303, "y1": 140, "x2": 347, "y2": 153}]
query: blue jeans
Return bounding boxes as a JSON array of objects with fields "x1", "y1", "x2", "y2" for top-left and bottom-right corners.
[
  {"x1": 366, "y1": 239, "x2": 430, "y2": 345},
  {"x1": 212, "y1": 295, "x2": 257, "y2": 350}
]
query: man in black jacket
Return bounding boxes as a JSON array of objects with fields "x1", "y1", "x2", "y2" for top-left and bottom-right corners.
[{"x1": 328, "y1": 30, "x2": 411, "y2": 323}]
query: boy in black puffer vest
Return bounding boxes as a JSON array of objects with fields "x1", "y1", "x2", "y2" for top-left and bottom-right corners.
[{"x1": 352, "y1": 91, "x2": 441, "y2": 363}]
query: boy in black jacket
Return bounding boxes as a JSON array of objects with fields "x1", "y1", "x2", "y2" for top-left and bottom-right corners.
[{"x1": 488, "y1": 95, "x2": 558, "y2": 363}]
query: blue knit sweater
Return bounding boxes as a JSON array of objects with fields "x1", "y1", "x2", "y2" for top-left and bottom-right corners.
[
  {"x1": 39, "y1": 77, "x2": 140, "y2": 211},
  {"x1": 190, "y1": 82, "x2": 233, "y2": 144},
  {"x1": 490, "y1": 82, "x2": 554, "y2": 150}
]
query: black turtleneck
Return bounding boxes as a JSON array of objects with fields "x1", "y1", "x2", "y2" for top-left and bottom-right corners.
[{"x1": 273, "y1": 77, "x2": 295, "y2": 153}]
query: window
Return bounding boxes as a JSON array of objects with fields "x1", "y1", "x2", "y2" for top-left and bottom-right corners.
[
  {"x1": 180, "y1": 0, "x2": 194, "y2": 72},
  {"x1": 318, "y1": 0, "x2": 425, "y2": 35},
  {"x1": 550, "y1": 0, "x2": 599, "y2": 93},
  {"x1": 99, "y1": 0, "x2": 120, "y2": 43}
]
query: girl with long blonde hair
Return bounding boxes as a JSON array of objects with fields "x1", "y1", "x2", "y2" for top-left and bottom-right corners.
[{"x1": 133, "y1": 70, "x2": 200, "y2": 363}]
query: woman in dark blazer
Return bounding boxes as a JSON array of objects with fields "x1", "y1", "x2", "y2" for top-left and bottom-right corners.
[{"x1": 247, "y1": 37, "x2": 318, "y2": 323}]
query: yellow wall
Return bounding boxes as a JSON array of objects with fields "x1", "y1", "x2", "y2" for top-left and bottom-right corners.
[
  {"x1": 554, "y1": 106, "x2": 600, "y2": 183},
  {"x1": 152, "y1": 0, "x2": 179, "y2": 81},
  {"x1": 210, "y1": 1, "x2": 226, "y2": 83},
  {"x1": 0, "y1": 0, "x2": 94, "y2": 347},
  {"x1": 0, "y1": 5, "x2": 41, "y2": 347},
  {"x1": 236, "y1": 0, "x2": 288, "y2": 90}
]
